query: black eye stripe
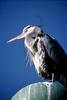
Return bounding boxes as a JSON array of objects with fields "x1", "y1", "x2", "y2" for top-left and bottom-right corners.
[
  {"x1": 23, "y1": 25, "x2": 32, "y2": 32},
  {"x1": 26, "y1": 25, "x2": 32, "y2": 29}
]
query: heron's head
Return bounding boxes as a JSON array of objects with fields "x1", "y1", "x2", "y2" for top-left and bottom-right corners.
[{"x1": 7, "y1": 25, "x2": 43, "y2": 43}]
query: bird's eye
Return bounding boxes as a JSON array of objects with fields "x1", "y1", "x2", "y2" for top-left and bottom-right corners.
[{"x1": 24, "y1": 29, "x2": 28, "y2": 32}]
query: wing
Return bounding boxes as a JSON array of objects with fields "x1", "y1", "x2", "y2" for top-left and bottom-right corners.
[
  {"x1": 31, "y1": 37, "x2": 55, "y2": 79},
  {"x1": 42, "y1": 34, "x2": 67, "y2": 65},
  {"x1": 28, "y1": 33, "x2": 67, "y2": 86},
  {"x1": 41, "y1": 34, "x2": 67, "y2": 86}
]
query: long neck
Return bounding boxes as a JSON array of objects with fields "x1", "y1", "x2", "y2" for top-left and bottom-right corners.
[
  {"x1": 24, "y1": 36, "x2": 34, "y2": 53},
  {"x1": 24, "y1": 32, "x2": 44, "y2": 52}
]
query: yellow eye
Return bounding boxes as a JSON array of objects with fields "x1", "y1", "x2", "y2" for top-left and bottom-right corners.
[{"x1": 23, "y1": 29, "x2": 28, "y2": 33}]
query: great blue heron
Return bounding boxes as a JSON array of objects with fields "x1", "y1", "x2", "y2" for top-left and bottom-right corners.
[{"x1": 7, "y1": 25, "x2": 67, "y2": 87}]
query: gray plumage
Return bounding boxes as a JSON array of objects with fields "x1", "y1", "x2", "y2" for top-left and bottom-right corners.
[
  {"x1": 29, "y1": 33, "x2": 67, "y2": 86},
  {"x1": 7, "y1": 25, "x2": 67, "y2": 87}
]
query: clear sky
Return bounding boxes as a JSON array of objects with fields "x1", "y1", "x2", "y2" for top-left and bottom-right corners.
[{"x1": 0, "y1": 0, "x2": 67, "y2": 100}]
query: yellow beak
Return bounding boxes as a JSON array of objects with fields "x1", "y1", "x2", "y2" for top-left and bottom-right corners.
[
  {"x1": 7, "y1": 32, "x2": 27, "y2": 43},
  {"x1": 7, "y1": 26, "x2": 35, "y2": 43}
]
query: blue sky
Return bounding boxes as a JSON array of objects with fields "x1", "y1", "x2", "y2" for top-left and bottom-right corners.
[{"x1": 0, "y1": 0, "x2": 67, "y2": 100}]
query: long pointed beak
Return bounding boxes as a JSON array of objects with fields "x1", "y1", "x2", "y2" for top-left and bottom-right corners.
[{"x1": 7, "y1": 32, "x2": 27, "y2": 43}]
